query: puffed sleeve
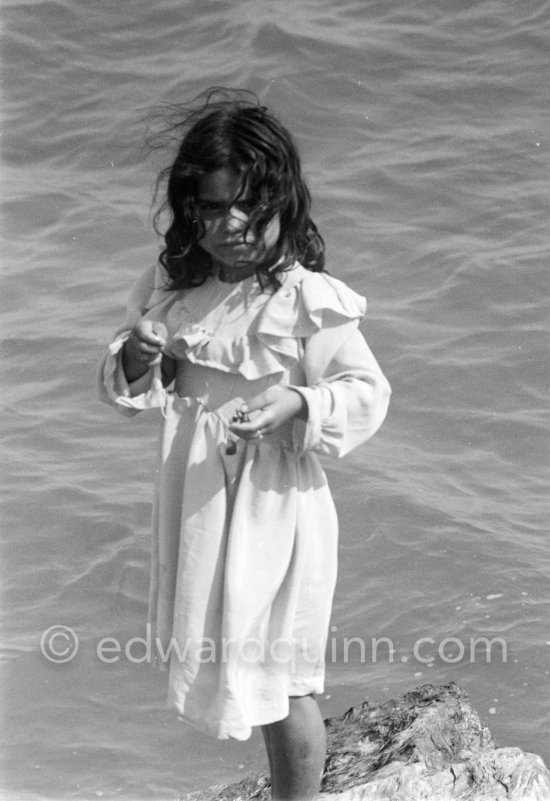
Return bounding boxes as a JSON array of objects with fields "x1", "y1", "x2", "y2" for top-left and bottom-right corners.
[
  {"x1": 97, "y1": 264, "x2": 173, "y2": 416},
  {"x1": 282, "y1": 272, "x2": 390, "y2": 458}
]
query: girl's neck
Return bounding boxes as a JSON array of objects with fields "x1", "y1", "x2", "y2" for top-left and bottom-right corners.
[
  {"x1": 213, "y1": 251, "x2": 290, "y2": 284},
  {"x1": 214, "y1": 261, "x2": 257, "y2": 283}
]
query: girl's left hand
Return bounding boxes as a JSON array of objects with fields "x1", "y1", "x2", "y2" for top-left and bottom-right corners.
[{"x1": 229, "y1": 387, "x2": 307, "y2": 441}]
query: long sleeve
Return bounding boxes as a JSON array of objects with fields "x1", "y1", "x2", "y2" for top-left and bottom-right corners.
[
  {"x1": 97, "y1": 264, "x2": 172, "y2": 416},
  {"x1": 291, "y1": 320, "x2": 391, "y2": 458}
]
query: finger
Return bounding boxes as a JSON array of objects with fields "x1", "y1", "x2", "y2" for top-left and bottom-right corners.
[
  {"x1": 128, "y1": 339, "x2": 163, "y2": 359},
  {"x1": 229, "y1": 419, "x2": 266, "y2": 435},
  {"x1": 136, "y1": 321, "x2": 167, "y2": 346},
  {"x1": 229, "y1": 430, "x2": 266, "y2": 442},
  {"x1": 229, "y1": 415, "x2": 271, "y2": 438},
  {"x1": 152, "y1": 322, "x2": 168, "y2": 340},
  {"x1": 240, "y1": 386, "x2": 284, "y2": 414},
  {"x1": 138, "y1": 341, "x2": 164, "y2": 355},
  {"x1": 136, "y1": 332, "x2": 166, "y2": 347},
  {"x1": 130, "y1": 324, "x2": 166, "y2": 348}
]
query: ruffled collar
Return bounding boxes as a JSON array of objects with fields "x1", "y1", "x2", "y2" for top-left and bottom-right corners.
[{"x1": 142, "y1": 264, "x2": 366, "y2": 380}]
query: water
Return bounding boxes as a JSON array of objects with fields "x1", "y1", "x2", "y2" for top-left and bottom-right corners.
[{"x1": 2, "y1": 0, "x2": 549, "y2": 798}]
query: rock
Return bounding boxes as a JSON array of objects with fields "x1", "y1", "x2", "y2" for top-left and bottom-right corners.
[{"x1": 181, "y1": 683, "x2": 550, "y2": 801}]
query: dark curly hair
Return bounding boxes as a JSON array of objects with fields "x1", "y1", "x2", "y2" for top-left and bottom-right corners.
[{"x1": 150, "y1": 88, "x2": 325, "y2": 291}]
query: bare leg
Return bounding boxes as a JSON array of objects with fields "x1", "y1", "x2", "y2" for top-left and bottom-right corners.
[{"x1": 261, "y1": 694, "x2": 326, "y2": 800}]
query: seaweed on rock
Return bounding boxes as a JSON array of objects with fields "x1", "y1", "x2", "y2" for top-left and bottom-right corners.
[{"x1": 181, "y1": 683, "x2": 550, "y2": 801}]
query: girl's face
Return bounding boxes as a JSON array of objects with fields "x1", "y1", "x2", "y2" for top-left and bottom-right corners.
[{"x1": 196, "y1": 167, "x2": 280, "y2": 274}]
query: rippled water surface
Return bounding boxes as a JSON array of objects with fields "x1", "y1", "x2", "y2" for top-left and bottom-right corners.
[{"x1": 2, "y1": 0, "x2": 549, "y2": 797}]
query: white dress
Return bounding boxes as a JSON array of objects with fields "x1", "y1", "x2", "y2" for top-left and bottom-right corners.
[{"x1": 99, "y1": 261, "x2": 390, "y2": 740}]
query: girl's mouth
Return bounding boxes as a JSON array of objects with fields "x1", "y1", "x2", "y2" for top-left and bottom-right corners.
[{"x1": 218, "y1": 242, "x2": 253, "y2": 255}]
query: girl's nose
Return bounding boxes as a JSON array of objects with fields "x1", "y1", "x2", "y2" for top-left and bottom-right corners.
[{"x1": 223, "y1": 205, "x2": 248, "y2": 233}]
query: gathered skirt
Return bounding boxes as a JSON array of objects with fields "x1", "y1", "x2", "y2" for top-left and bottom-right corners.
[{"x1": 147, "y1": 365, "x2": 339, "y2": 740}]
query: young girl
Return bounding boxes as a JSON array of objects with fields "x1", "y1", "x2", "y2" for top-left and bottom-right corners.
[{"x1": 99, "y1": 88, "x2": 391, "y2": 800}]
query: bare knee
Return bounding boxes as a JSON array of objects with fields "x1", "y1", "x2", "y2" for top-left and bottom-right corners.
[{"x1": 262, "y1": 695, "x2": 326, "y2": 800}]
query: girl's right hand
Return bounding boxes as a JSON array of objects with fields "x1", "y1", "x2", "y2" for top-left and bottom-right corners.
[{"x1": 123, "y1": 320, "x2": 168, "y2": 381}]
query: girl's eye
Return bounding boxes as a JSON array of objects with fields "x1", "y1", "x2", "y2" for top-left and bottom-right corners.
[
  {"x1": 236, "y1": 198, "x2": 259, "y2": 213},
  {"x1": 196, "y1": 197, "x2": 262, "y2": 215},
  {"x1": 197, "y1": 201, "x2": 222, "y2": 212}
]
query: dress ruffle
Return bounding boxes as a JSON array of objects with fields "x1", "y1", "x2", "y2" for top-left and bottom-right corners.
[{"x1": 151, "y1": 265, "x2": 367, "y2": 381}]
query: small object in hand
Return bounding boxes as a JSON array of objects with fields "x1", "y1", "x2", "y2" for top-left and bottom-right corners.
[{"x1": 227, "y1": 408, "x2": 248, "y2": 455}]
